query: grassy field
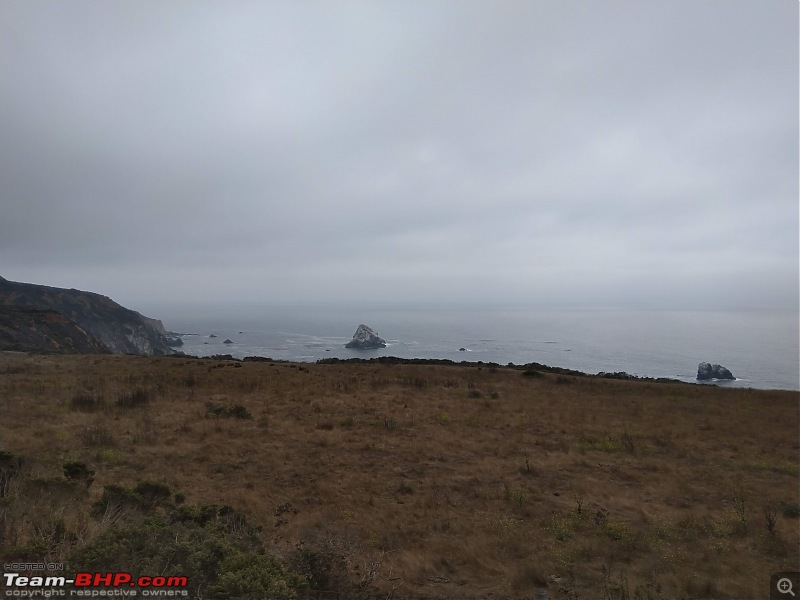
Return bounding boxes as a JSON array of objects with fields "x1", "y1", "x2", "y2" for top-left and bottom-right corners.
[{"x1": 1, "y1": 352, "x2": 798, "y2": 599}]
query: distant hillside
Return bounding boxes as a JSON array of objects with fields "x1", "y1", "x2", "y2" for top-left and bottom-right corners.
[{"x1": 0, "y1": 276, "x2": 174, "y2": 355}]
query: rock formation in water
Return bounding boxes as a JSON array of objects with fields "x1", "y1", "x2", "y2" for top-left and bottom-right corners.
[
  {"x1": 163, "y1": 335, "x2": 184, "y2": 347},
  {"x1": 345, "y1": 324, "x2": 386, "y2": 349},
  {"x1": 697, "y1": 362, "x2": 735, "y2": 381}
]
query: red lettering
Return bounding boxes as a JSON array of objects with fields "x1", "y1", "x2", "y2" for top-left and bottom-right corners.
[
  {"x1": 113, "y1": 573, "x2": 132, "y2": 586},
  {"x1": 75, "y1": 573, "x2": 92, "y2": 587},
  {"x1": 139, "y1": 576, "x2": 151, "y2": 587},
  {"x1": 151, "y1": 576, "x2": 166, "y2": 587},
  {"x1": 94, "y1": 573, "x2": 113, "y2": 586}
]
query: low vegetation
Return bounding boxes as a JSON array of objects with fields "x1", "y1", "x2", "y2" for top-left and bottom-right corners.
[{"x1": 0, "y1": 352, "x2": 798, "y2": 599}]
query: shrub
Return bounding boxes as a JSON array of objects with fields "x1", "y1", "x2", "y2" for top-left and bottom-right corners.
[
  {"x1": 70, "y1": 513, "x2": 307, "y2": 599},
  {"x1": 80, "y1": 426, "x2": 116, "y2": 448},
  {"x1": 0, "y1": 451, "x2": 25, "y2": 497},
  {"x1": 506, "y1": 486, "x2": 533, "y2": 508},
  {"x1": 206, "y1": 402, "x2": 227, "y2": 417},
  {"x1": 764, "y1": 505, "x2": 778, "y2": 535},
  {"x1": 90, "y1": 482, "x2": 170, "y2": 516},
  {"x1": 779, "y1": 500, "x2": 800, "y2": 519},
  {"x1": 97, "y1": 448, "x2": 125, "y2": 465},
  {"x1": 289, "y1": 546, "x2": 350, "y2": 596},
  {"x1": 289, "y1": 548, "x2": 330, "y2": 591},
  {"x1": 490, "y1": 513, "x2": 524, "y2": 537},
  {"x1": 212, "y1": 552, "x2": 306, "y2": 599},
  {"x1": 63, "y1": 461, "x2": 95, "y2": 487},
  {"x1": 92, "y1": 484, "x2": 147, "y2": 516},
  {"x1": 70, "y1": 392, "x2": 104, "y2": 412},
  {"x1": 205, "y1": 402, "x2": 252, "y2": 420},
  {"x1": 546, "y1": 512, "x2": 576, "y2": 541},
  {"x1": 134, "y1": 481, "x2": 172, "y2": 507},
  {"x1": 604, "y1": 521, "x2": 634, "y2": 544},
  {"x1": 620, "y1": 427, "x2": 637, "y2": 454},
  {"x1": 117, "y1": 388, "x2": 152, "y2": 408},
  {"x1": 599, "y1": 436, "x2": 619, "y2": 453},
  {"x1": 171, "y1": 504, "x2": 226, "y2": 526},
  {"x1": 226, "y1": 404, "x2": 253, "y2": 420},
  {"x1": 730, "y1": 487, "x2": 749, "y2": 533}
]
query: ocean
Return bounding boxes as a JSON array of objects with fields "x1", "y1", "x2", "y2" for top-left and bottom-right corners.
[{"x1": 162, "y1": 306, "x2": 799, "y2": 391}]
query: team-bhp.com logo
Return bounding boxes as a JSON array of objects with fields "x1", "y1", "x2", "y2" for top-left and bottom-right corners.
[{"x1": 4, "y1": 571, "x2": 189, "y2": 597}]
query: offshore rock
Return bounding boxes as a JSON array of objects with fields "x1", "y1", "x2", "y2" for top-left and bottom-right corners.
[
  {"x1": 697, "y1": 362, "x2": 735, "y2": 381},
  {"x1": 345, "y1": 324, "x2": 386, "y2": 349}
]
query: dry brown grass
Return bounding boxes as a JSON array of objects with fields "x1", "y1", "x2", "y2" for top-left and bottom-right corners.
[{"x1": 1, "y1": 351, "x2": 798, "y2": 599}]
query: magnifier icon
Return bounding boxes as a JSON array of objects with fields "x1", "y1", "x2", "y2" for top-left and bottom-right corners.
[{"x1": 778, "y1": 578, "x2": 796, "y2": 596}]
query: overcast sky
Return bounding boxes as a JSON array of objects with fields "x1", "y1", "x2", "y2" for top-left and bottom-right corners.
[{"x1": 1, "y1": 1, "x2": 797, "y2": 314}]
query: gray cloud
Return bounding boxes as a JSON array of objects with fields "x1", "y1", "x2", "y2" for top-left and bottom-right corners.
[{"x1": 0, "y1": 0, "x2": 797, "y2": 312}]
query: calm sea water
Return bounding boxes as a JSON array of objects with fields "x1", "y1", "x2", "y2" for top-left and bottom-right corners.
[{"x1": 162, "y1": 307, "x2": 799, "y2": 391}]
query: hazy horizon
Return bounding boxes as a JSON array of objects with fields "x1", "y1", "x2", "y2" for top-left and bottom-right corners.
[{"x1": 1, "y1": 1, "x2": 798, "y2": 313}]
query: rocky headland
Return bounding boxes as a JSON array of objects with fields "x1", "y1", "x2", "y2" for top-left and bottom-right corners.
[
  {"x1": 0, "y1": 276, "x2": 176, "y2": 355},
  {"x1": 0, "y1": 306, "x2": 112, "y2": 354}
]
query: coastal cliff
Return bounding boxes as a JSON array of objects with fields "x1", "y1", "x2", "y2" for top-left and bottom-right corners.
[
  {"x1": 0, "y1": 276, "x2": 175, "y2": 355},
  {"x1": 0, "y1": 306, "x2": 112, "y2": 354}
]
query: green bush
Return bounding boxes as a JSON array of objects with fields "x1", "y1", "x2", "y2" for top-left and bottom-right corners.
[
  {"x1": 205, "y1": 402, "x2": 253, "y2": 420},
  {"x1": 72, "y1": 509, "x2": 307, "y2": 599},
  {"x1": 92, "y1": 481, "x2": 174, "y2": 516},
  {"x1": 91, "y1": 484, "x2": 147, "y2": 516},
  {"x1": 133, "y1": 481, "x2": 172, "y2": 506},
  {"x1": 211, "y1": 553, "x2": 306, "y2": 600},
  {"x1": 288, "y1": 546, "x2": 349, "y2": 594},
  {"x1": 171, "y1": 503, "x2": 225, "y2": 526}
]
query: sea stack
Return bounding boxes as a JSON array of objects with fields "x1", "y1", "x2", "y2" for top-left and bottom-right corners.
[
  {"x1": 345, "y1": 324, "x2": 386, "y2": 349},
  {"x1": 697, "y1": 362, "x2": 735, "y2": 381}
]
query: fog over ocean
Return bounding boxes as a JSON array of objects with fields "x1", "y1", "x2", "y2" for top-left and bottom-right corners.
[{"x1": 163, "y1": 306, "x2": 799, "y2": 392}]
